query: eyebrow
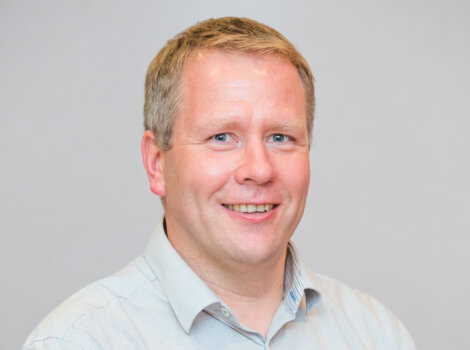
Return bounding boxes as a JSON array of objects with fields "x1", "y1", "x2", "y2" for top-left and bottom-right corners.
[
  {"x1": 189, "y1": 116, "x2": 307, "y2": 136},
  {"x1": 192, "y1": 118, "x2": 242, "y2": 135},
  {"x1": 192, "y1": 116, "x2": 306, "y2": 133},
  {"x1": 267, "y1": 120, "x2": 306, "y2": 132}
]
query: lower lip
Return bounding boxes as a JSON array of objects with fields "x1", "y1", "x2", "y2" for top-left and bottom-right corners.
[{"x1": 221, "y1": 205, "x2": 278, "y2": 222}]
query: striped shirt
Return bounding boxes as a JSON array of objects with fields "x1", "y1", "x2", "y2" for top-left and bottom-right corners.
[{"x1": 24, "y1": 221, "x2": 416, "y2": 349}]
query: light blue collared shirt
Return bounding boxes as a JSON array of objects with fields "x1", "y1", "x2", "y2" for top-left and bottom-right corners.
[{"x1": 24, "y1": 221, "x2": 416, "y2": 349}]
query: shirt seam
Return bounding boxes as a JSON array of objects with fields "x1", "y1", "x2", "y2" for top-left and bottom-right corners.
[
  {"x1": 45, "y1": 258, "x2": 159, "y2": 345},
  {"x1": 24, "y1": 336, "x2": 85, "y2": 349}
]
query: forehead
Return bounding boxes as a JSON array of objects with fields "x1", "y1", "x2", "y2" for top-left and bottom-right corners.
[
  {"x1": 178, "y1": 49, "x2": 306, "y2": 119},
  {"x1": 181, "y1": 49, "x2": 301, "y2": 88}
]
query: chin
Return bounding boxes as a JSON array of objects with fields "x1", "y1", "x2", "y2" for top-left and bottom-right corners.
[{"x1": 223, "y1": 238, "x2": 287, "y2": 266}]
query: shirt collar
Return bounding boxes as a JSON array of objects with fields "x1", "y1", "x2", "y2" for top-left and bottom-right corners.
[
  {"x1": 284, "y1": 242, "x2": 322, "y2": 315},
  {"x1": 143, "y1": 218, "x2": 220, "y2": 333},
  {"x1": 143, "y1": 219, "x2": 321, "y2": 333}
]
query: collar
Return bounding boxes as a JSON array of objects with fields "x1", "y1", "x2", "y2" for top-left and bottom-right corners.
[
  {"x1": 284, "y1": 242, "x2": 321, "y2": 315},
  {"x1": 143, "y1": 218, "x2": 220, "y2": 333},
  {"x1": 143, "y1": 219, "x2": 321, "y2": 332}
]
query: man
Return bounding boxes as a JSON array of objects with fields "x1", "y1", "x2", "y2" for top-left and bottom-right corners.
[{"x1": 24, "y1": 17, "x2": 416, "y2": 349}]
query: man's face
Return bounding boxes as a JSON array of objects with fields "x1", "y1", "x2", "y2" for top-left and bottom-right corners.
[{"x1": 160, "y1": 50, "x2": 310, "y2": 268}]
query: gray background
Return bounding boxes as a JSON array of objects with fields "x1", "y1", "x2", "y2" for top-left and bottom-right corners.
[{"x1": 1, "y1": 0, "x2": 468, "y2": 349}]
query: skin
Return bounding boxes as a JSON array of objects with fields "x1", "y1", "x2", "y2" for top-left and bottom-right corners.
[{"x1": 142, "y1": 49, "x2": 310, "y2": 337}]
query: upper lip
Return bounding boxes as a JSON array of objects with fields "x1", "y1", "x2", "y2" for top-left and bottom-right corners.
[
  {"x1": 222, "y1": 199, "x2": 279, "y2": 205},
  {"x1": 222, "y1": 201, "x2": 279, "y2": 205}
]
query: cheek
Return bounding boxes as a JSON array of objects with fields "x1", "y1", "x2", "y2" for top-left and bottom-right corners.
[
  {"x1": 278, "y1": 154, "x2": 310, "y2": 194},
  {"x1": 178, "y1": 151, "x2": 236, "y2": 195},
  {"x1": 198, "y1": 155, "x2": 236, "y2": 188}
]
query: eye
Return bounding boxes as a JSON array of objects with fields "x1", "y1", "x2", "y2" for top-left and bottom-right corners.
[
  {"x1": 208, "y1": 132, "x2": 237, "y2": 150},
  {"x1": 270, "y1": 134, "x2": 289, "y2": 143},
  {"x1": 213, "y1": 133, "x2": 230, "y2": 142}
]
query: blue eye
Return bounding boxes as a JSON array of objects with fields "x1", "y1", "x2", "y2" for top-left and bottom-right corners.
[
  {"x1": 271, "y1": 134, "x2": 287, "y2": 142},
  {"x1": 213, "y1": 133, "x2": 229, "y2": 142}
]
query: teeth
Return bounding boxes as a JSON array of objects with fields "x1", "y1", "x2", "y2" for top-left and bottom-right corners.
[{"x1": 223, "y1": 203, "x2": 276, "y2": 213}]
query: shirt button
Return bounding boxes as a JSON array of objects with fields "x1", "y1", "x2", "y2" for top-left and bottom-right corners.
[{"x1": 221, "y1": 307, "x2": 230, "y2": 317}]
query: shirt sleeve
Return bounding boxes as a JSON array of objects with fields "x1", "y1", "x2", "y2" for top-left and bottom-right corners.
[{"x1": 23, "y1": 337, "x2": 86, "y2": 350}]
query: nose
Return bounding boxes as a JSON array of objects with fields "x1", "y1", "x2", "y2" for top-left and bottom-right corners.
[{"x1": 234, "y1": 139, "x2": 275, "y2": 185}]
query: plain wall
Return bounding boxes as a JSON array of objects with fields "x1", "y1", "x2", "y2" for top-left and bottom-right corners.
[{"x1": 1, "y1": 0, "x2": 469, "y2": 349}]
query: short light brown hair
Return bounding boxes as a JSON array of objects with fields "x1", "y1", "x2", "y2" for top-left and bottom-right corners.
[{"x1": 144, "y1": 17, "x2": 315, "y2": 151}]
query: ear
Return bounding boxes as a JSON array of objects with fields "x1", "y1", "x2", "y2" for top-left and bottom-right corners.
[{"x1": 141, "y1": 130, "x2": 167, "y2": 197}]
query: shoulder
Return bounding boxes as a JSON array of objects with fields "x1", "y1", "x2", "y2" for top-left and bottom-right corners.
[
  {"x1": 306, "y1": 270, "x2": 416, "y2": 349},
  {"x1": 309, "y1": 270, "x2": 389, "y2": 313},
  {"x1": 23, "y1": 255, "x2": 169, "y2": 350}
]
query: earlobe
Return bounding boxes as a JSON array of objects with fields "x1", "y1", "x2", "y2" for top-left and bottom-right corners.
[{"x1": 141, "y1": 130, "x2": 166, "y2": 197}]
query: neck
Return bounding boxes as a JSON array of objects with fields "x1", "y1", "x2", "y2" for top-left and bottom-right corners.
[
  {"x1": 167, "y1": 226, "x2": 287, "y2": 338},
  {"x1": 204, "y1": 253, "x2": 286, "y2": 338}
]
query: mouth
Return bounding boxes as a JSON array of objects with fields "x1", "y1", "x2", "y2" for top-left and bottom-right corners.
[{"x1": 222, "y1": 203, "x2": 278, "y2": 213}]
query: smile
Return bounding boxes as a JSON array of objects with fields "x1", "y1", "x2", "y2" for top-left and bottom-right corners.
[{"x1": 222, "y1": 204, "x2": 277, "y2": 213}]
